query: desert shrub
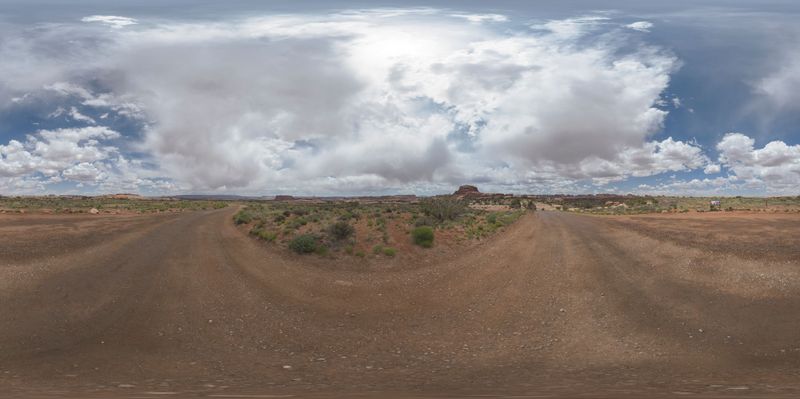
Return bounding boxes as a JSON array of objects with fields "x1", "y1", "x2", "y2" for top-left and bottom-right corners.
[
  {"x1": 273, "y1": 214, "x2": 286, "y2": 223},
  {"x1": 344, "y1": 245, "x2": 354, "y2": 255},
  {"x1": 289, "y1": 217, "x2": 308, "y2": 229},
  {"x1": 510, "y1": 198, "x2": 521, "y2": 209},
  {"x1": 340, "y1": 210, "x2": 359, "y2": 221},
  {"x1": 289, "y1": 234, "x2": 318, "y2": 254},
  {"x1": 411, "y1": 226, "x2": 434, "y2": 248},
  {"x1": 486, "y1": 213, "x2": 498, "y2": 224},
  {"x1": 355, "y1": 250, "x2": 366, "y2": 258},
  {"x1": 420, "y1": 197, "x2": 466, "y2": 223},
  {"x1": 414, "y1": 215, "x2": 436, "y2": 227},
  {"x1": 314, "y1": 244, "x2": 329, "y2": 256},
  {"x1": 329, "y1": 221, "x2": 355, "y2": 241},
  {"x1": 372, "y1": 245, "x2": 384, "y2": 255},
  {"x1": 233, "y1": 211, "x2": 253, "y2": 225},
  {"x1": 250, "y1": 227, "x2": 277, "y2": 242},
  {"x1": 382, "y1": 247, "x2": 397, "y2": 257}
]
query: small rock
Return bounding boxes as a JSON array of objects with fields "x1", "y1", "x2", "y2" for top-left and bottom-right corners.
[
  {"x1": 282, "y1": 365, "x2": 292, "y2": 370},
  {"x1": 89, "y1": 208, "x2": 100, "y2": 214},
  {"x1": 117, "y1": 384, "x2": 135, "y2": 388}
]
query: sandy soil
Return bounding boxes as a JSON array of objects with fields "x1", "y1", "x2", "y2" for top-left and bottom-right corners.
[{"x1": 2, "y1": 208, "x2": 800, "y2": 398}]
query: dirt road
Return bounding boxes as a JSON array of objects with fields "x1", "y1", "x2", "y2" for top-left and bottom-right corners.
[{"x1": 2, "y1": 208, "x2": 800, "y2": 398}]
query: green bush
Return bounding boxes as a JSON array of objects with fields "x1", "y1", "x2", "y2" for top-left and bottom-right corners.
[
  {"x1": 233, "y1": 211, "x2": 252, "y2": 225},
  {"x1": 372, "y1": 245, "x2": 384, "y2": 255},
  {"x1": 250, "y1": 228, "x2": 277, "y2": 242},
  {"x1": 382, "y1": 247, "x2": 397, "y2": 257},
  {"x1": 289, "y1": 234, "x2": 318, "y2": 254},
  {"x1": 411, "y1": 226, "x2": 434, "y2": 248},
  {"x1": 329, "y1": 221, "x2": 355, "y2": 241}
]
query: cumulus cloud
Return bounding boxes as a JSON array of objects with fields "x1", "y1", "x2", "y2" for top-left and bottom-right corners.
[
  {"x1": 0, "y1": 9, "x2": 735, "y2": 195},
  {"x1": 717, "y1": 133, "x2": 800, "y2": 193},
  {"x1": 1, "y1": 127, "x2": 118, "y2": 178},
  {"x1": 704, "y1": 163, "x2": 721, "y2": 174},
  {"x1": 636, "y1": 176, "x2": 739, "y2": 196}
]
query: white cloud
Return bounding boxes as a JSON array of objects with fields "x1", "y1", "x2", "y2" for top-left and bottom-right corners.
[
  {"x1": 626, "y1": 21, "x2": 654, "y2": 32},
  {"x1": 0, "y1": 10, "x2": 728, "y2": 195},
  {"x1": 68, "y1": 107, "x2": 96, "y2": 124},
  {"x1": 0, "y1": 126, "x2": 176, "y2": 193},
  {"x1": 717, "y1": 133, "x2": 800, "y2": 193},
  {"x1": 62, "y1": 162, "x2": 106, "y2": 182},
  {"x1": 530, "y1": 16, "x2": 610, "y2": 39},
  {"x1": 450, "y1": 13, "x2": 508, "y2": 23},
  {"x1": 81, "y1": 15, "x2": 138, "y2": 29},
  {"x1": 45, "y1": 83, "x2": 145, "y2": 119},
  {"x1": 704, "y1": 163, "x2": 721, "y2": 174},
  {"x1": 753, "y1": 50, "x2": 800, "y2": 115},
  {"x1": 635, "y1": 176, "x2": 739, "y2": 196}
]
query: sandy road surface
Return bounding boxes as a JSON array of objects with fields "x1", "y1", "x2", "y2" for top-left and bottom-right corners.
[{"x1": 2, "y1": 208, "x2": 800, "y2": 398}]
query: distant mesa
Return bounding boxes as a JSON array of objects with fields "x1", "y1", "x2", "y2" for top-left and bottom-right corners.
[
  {"x1": 274, "y1": 195, "x2": 295, "y2": 201},
  {"x1": 105, "y1": 193, "x2": 142, "y2": 199},
  {"x1": 453, "y1": 185, "x2": 480, "y2": 197}
]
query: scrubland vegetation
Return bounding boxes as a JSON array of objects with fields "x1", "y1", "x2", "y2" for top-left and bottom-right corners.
[
  {"x1": 233, "y1": 197, "x2": 529, "y2": 258},
  {"x1": 0, "y1": 196, "x2": 227, "y2": 214},
  {"x1": 542, "y1": 195, "x2": 800, "y2": 215}
]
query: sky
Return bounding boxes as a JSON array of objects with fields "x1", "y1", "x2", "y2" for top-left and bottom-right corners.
[{"x1": 1, "y1": 1, "x2": 799, "y2": 196}]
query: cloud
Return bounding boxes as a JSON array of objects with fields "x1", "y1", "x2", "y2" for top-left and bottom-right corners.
[
  {"x1": 755, "y1": 51, "x2": 800, "y2": 111},
  {"x1": 450, "y1": 13, "x2": 508, "y2": 23},
  {"x1": 625, "y1": 21, "x2": 654, "y2": 32},
  {"x1": 1, "y1": 127, "x2": 118, "y2": 178},
  {"x1": 0, "y1": 126, "x2": 178, "y2": 192},
  {"x1": 635, "y1": 176, "x2": 740, "y2": 196},
  {"x1": 81, "y1": 15, "x2": 138, "y2": 29},
  {"x1": 717, "y1": 133, "x2": 800, "y2": 193},
  {"x1": 0, "y1": 10, "x2": 731, "y2": 195},
  {"x1": 68, "y1": 107, "x2": 96, "y2": 124},
  {"x1": 704, "y1": 163, "x2": 721, "y2": 174}
]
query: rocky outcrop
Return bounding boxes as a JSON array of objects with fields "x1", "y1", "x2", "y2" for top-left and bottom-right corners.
[{"x1": 453, "y1": 185, "x2": 480, "y2": 197}]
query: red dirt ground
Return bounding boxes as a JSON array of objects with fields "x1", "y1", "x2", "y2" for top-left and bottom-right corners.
[{"x1": 2, "y1": 208, "x2": 800, "y2": 398}]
